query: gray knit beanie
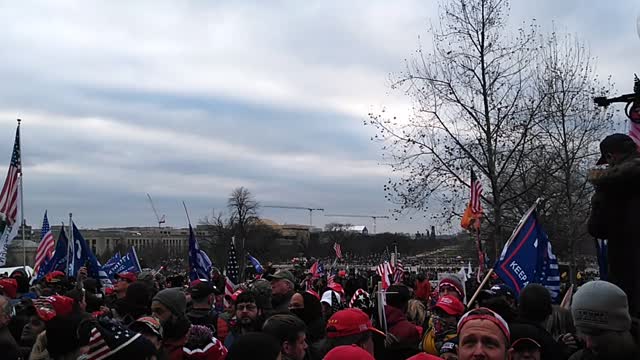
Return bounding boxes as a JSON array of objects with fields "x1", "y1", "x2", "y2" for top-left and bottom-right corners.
[
  {"x1": 571, "y1": 280, "x2": 631, "y2": 333},
  {"x1": 152, "y1": 288, "x2": 187, "y2": 316}
]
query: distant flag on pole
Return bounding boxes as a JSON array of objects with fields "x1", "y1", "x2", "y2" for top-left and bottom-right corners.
[
  {"x1": 34, "y1": 211, "x2": 55, "y2": 273},
  {"x1": 333, "y1": 243, "x2": 343, "y2": 260},
  {"x1": 226, "y1": 239, "x2": 239, "y2": 285},
  {"x1": 247, "y1": 254, "x2": 264, "y2": 274},
  {"x1": 393, "y1": 259, "x2": 404, "y2": 284},
  {"x1": 0, "y1": 125, "x2": 21, "y2": 266},
  {"x1": 104, "y1": 247, "x2": 142, "y2": 278},
  {"x1": 188, "y1": 225, "x2": 213, "y2": 282},
  {"x1": 102, "y1": 252, "x2": 121, "y2": 274},
  {"x1": 70, "y1": 222, "x2": 112, "y2": 286},
  {"x1": 36, "y1": 227, "x2": 68, "y2": 280},
  {"x1": 461, "y1": 169, "x2": 483, "y2": 230},
  {"x1": 493, "y1": 205, "x2": 561, "y2": 301},
  {"x1": 376, "y1": 261, "x2": 392, "y2": 290}
]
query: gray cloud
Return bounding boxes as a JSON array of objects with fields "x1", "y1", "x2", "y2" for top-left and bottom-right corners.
[{"x1": 0, "y1": 1, "x2": 636, "y2": 234}]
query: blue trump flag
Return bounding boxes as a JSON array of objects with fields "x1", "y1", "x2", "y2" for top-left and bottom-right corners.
[
  {"x1": 70, "y1": 222, "x2": 110, "y2": 284},
  {"x1": 188, "y1": 225, "x2": 212, "y2": 281},
  {"x1": 247, "y1": 253, "x2": 264, "y2": 274},
  {"x1": 36, "y1": 227, "x2": 69, "y2": 280},
  {"x1": 105, "y1": 247, "x2": 141, "y2": 278},
  {"x1": 494, "y1": 205, "x2": 561, "y2": 301},
  {"x1": 102, "y1": 252, "x2": 121, "y2": 273}
]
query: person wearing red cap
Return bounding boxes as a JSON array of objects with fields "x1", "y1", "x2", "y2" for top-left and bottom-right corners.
[
  {"x1": 323, "y1": 344, "x2": 375, "y2": 360},
  {"x1": 325, "y1": 308, "x2": 384, "y2": 357},
  {"x1": 421, "y1": 295, "x2": 465, "y2": 356},
  {"x1": 437, "y1": 275, "x2": 465, "y2": 302},
  {"x1": 0, "y1": 295, "x2": 19, "y2": 360},
  {"x1": 113, "y1": 272, "x2": 137, "y2": 299},
  {"x1": 0, "y1": 278, "x2": 18, "y2": 299},
  {"x1": 457, "y1": 308, "x2": 511, "y2": 360},
  {"x1": 30, "y1": 295, "x2": 89, "y2": 360}
]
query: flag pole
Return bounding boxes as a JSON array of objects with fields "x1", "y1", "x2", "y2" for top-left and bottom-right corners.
[
  {"x1": 181, "y1": 201, "x2": 192, "y2": 226},
  {"x1": 68, "y1": 213, "x2": 73, "y2": 275},
  {"x1": 17, "y1": 119, "x2": 25, "y2": 270},
  {"x1": 467, "y1": 198, "x2": 543, "y2": 306}
]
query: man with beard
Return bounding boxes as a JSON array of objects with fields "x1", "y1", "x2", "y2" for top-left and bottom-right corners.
[
  {"x1": 152, "y1": 288, "x2": 192, "y2": 360},
  {"x1": 267, "y1": 270, "x2": 296, "y2": 312},
  {"x1": 224, "y1": 291, "x2": 264, "y2": 350}
]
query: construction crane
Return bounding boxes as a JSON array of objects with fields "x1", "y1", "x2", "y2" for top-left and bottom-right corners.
[
  {"x1": 324, "y1": 214, "x2": 389, "y2": 234},
  {"x1": 146, "y1": 193, "x2": 166, "y2": 228},
  {"x1": 263, "y1": 205, "x2": 324, "y2": 226}
]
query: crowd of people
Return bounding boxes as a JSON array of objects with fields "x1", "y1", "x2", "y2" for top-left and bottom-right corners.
[{"x1": 0, "y1": 259, "x2": 635, "y2": 360}]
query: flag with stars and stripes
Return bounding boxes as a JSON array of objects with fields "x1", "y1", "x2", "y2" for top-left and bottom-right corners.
[
  {"x1": 34, "y1": 211, "x2": 55, "y2": 273},
  {"x1": 376, "y1": 261, "x2": 392, "y2": 290},
  {"x1": 226, "y1": 238, "x2": 239, "y2": 284},
  {"x1": 461, "y1": 169, "x2": 483, "y2": 231},
  {"x1": 393, "y1": 258, "x2": 404, "y2": 284},
  {"x1": 0, "y1": 124, "x2": 21, "y2": 266},
  {"x1": 85, "y1": 318, "x2": 144, "y2": 360},
  {"x1": 333, "y1": 242, "x2": 342, "y2": 259},
  {"x1": 494, "y1": 205, "x2": 560, "y2": 302}
]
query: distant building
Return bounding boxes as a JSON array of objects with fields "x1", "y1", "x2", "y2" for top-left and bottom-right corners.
[
  {"x1": 345, "y1": 225, "x2": 368, "y2": 235},
  {"x1": 10, "y1": 224, "x2": 220, "y2": 265},
  {"x1": 6, "y1": 223, "x2": 36, "y2": 266}
]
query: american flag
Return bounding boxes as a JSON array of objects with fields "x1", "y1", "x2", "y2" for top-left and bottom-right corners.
[
  {"x1": 327, "y1": 271, "x2": 336, "y2": 288},
  {"x1": 333, "y1": 242, "x2": 342, "y2": 259},
  {"x1": 224, "y1": 276, "x2": 235, "y2": 308},
  {"x1": 0, "y1": 125, "x2": 21, "y2": 226},
  {"x1": 376, "y1": 261, "x2": 392, "y2": 290},
  {"x1": 393, "y1": 258, "x2": 404, "y2": 284},
  {"x1": 34, "y1": 211, "x2": 55, "y2": 273},
  {"x1": 85, "y1": 319, "x2": 142, "y2": 360},
  {"x1": 226, "y1": 239, "x2": 239, "y2": 284},
  {"x1": 470, "y1": 169, "x2": 483, "y2": 214}
]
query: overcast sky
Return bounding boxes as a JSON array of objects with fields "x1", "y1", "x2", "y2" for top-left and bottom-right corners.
[{"x1": 0, "y1": 1, "x2": 637, "y2": 233}]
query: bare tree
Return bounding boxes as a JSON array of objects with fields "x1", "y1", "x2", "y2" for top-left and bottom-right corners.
[
  {"x1": 228, "y1": 187, "x2": 260, "y2": 241},
  {"x1": 227, "y1": 187, "x2": 259, "y2": 278},
  {"x1": 526, "y1": 30, "x2": 614, "y2": 280},
  {"x1": 199, "y1": 209, "x2": 234, "y2": 268},
  {"x1": 367, "y1": 0, "x2": 541, "y2": 255}
]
